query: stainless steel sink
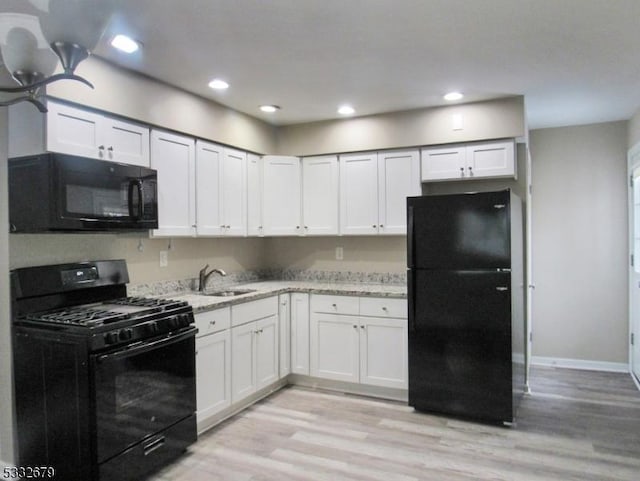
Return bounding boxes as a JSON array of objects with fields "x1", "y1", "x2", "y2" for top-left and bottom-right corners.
[{"x1": 201, "y1": 288, "x2": 256, "y2": 297}]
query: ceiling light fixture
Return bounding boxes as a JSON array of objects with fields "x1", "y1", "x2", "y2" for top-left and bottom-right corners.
[
  {"x1": 259, "y1": 105, "x2": 280, "y2": 113},
  {"x1": 444, "y1": 91, "x2": 464, "y2": 101},
  {"x1": 111, "y1": 34, "x2": 139, "y2": 54},
  {"x1": 338, "y1": 105, "x2": 355, "y2": 115},
  {"x1": 0, "y1": 40, "x2": 93, "y2": 113},
  {"x1": 208, "y1": 78, "x2": 229, "y2": 90}
]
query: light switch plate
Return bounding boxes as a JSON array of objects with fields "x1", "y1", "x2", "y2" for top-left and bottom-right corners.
[
  {"x1": 335, "y1": 246, "x2": 344, "y2": 260},
  {"x1": 159, "y1": 250, "x2": 168, "y2": 267}
]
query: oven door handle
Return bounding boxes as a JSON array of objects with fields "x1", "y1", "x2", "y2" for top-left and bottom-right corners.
[
  {"x1": 96, "y1": 328, "x2": 195, "y2": 364},
  {"x1": 127, "y1": 179, "x2": 144, "y2": 220}
]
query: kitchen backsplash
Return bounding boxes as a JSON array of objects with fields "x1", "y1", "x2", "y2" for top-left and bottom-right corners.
[{"x1": 129, "y1": 268, "x2": 407, "y2": 296}]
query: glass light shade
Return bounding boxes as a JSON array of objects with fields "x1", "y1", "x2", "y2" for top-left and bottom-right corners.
[
  {"x1": 39, "y1": 0, "x2": 112, "y2": 50},
  {"x1": 1, "y1": 27, "x2": 57, "y2": 77}
]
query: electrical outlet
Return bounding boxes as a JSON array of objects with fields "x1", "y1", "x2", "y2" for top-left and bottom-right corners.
[
  {"x1": 159, "y1": 250, "x2": 168, "y2": 267},
  {"x1": 335, "y1": 246, "x2": 344, "y2": 260}
]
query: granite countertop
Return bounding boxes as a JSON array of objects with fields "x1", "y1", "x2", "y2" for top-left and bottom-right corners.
[{"x1": 162, "y1": 280, "x2": 407, "y2": 313}]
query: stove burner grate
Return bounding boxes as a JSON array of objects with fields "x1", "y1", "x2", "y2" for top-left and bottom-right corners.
[{"x1": 26, "y1": 307, "x2": 130, "y2": 327}]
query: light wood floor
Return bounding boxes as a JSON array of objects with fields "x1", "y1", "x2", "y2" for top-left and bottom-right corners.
[{"x1": 152, "y1": 367, "x2": 640, "y2": 480}]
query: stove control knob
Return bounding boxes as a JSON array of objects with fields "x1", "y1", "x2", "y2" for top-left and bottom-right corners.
[
  {"x1": 167, "y1": 316, "x2": 180, "y2": 329},
  {"x1": 119, "y1": 328, "x2": 133, "y2": 341},
  {"x1": 179, "y1": 314, "x2": 191, "y2": 327},
  {"x1": 147, "y1": 322, "x2": 159, "y2": 335},
  {"x1": 104, "y1": 332, "x2": 119, "y2": 345}
]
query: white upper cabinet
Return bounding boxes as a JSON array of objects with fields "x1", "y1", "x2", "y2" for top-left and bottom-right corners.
[
  {"x1": 340, "y1": 150, "x2": 420, "y2": 235},
  {"x1": 221, "y1": 147, "x2": 248, "y2": 236},
  {"x1": 196, "y1": 142, "x2": 247, "y2": 237},
  {"x1": 195, "y1": 141, "x2": 223, "y2": 236},
  {"x1": 302, "y1": 155, "x2": 339, "y2": 235},
  {"x1": 247, "y1": 154, "x2": 264, "y2": 236},
  {"x1": 9, "y1": 101, "x2": 150, "y2": 167},
  {"x1": 377, "y1": 150, "x2": 421, "y2": 235},
  {"x1": 101, "y1": 117, "x2": 150, "y2": 167},
  {"x1": 151, "y1": 130, "x2": 196, "y2": 237},
  {"x1": 339, "y1": 152, "x2": 379, "y2": 235},
  {"x1": 421, "y1": 139, "x2": 516, "y2": 182},
  {"x1": 262, "y1": 155, "x2": 301, "y2": 236}
]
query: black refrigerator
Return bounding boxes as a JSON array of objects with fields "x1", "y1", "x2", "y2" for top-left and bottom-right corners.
[{"x1": 407, "y1": 189, "x2": 525, "y2": 424}]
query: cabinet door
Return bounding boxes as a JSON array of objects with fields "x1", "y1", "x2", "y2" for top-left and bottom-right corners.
[
  {"x1": 420, "y1": 145, "x2": 466, "y2": 181},
  {"x1": 279, "y1": 294, "x2": 291, "y2": 378},
  {"x1": 339, "y1": 152, "x2": 379, "y2": 235},
  {"x1": 309, "y1": 313, "x2": 359, "y2": 383},
  {"x1": 231, "y1": 322, "x2": 256, "y2": 403},
  {"x1": 262, "y1": 155, "x2": 301, "y2": 236},
  {"x1": 290, "y1": 293, "x2": 310, "y2": 375},
  {"x1": 377, "y1": 150, "x2": 420, "y2": 235},
  {"x1": 247, "y1": 154, "x2": 263, "y2": 236},
  {"x1": 195, "y1": 140, "x2": 224, "y2": 236},
  {"x1": 222, "y1": 148, "x2": 247, "y2": 236},
  {"x1": 46, "y1": 101, "x2": 103, "y2": 159},
  {"x1": 151, "y1": 130, "x2": 196, "y2": 237},
  {"x1": 196, "y1": 330, "x2": 231, "y2": 423},
  {"x1": 359, "y1": 317, "x2": 408, "y2": 389},
  {"x1": 465, "y1": 140, "x2": 516, "y2": 179},
  {"x1": 302, "y1": 156, "x2": 339, "y2": 235},
  {"x1": 255, "y1": 314, "x2": 279, "y2": 390},
  {"x1": 103, "y1": 118, "x2": 150, "y2": 167}
]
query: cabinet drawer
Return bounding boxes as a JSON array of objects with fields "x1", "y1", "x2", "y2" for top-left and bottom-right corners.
[
  {"x1": 359, "y1": 297, "x2": 407, "y2": 319},
  {"x1": 232, "y1": 296, "x2": 278, "y2": 327},
  {"x1": 195, "y1": 307, "x2": 231, "y2": 337},
  {"x1": 310, "y1": 294, "x2": 359, "y2": 315}
]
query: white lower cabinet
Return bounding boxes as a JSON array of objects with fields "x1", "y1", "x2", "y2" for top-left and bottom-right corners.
[
  {"x1": 231, "y1": 297, "x2": 279, "y2": 403},
  {"x1": 195, "y1": 307, "x2": 232, "y2": 425},
  {"x1": 310, "y1": 294, "x2": 408, "y2": 389},
  {"x1": 290, "y1": 293, "x2": 310, "y2": 375},
  {"x1": 196, "y1": 330, "x2": 232, "y2": 421},
  {"x1": 310, "y1": 314, "x2": 360, "y2": 383},
  {"x1": 279, "y1": 294, "x2": 291, "y2": 377}
]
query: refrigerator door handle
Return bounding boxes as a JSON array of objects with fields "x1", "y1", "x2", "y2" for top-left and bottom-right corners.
[
  {"x1": 407, "y1": 205, "x2": 414, "y2": 267},
  {"x1": 408, "y1": 270, "x2": 416, "y2": 331}
]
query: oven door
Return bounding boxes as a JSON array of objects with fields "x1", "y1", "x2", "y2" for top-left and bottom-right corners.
[
  {"x1": 91, "y1": 328, "x2": 196, "y2": 464},
  {"x1": 55, "y1": 154, "x2": 158, "y2": 230}
]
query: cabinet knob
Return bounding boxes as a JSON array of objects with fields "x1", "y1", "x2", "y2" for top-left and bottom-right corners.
[
  {"x1": 209, "y1": 320, "x2": 216, "y2": 326},
  {"x1": 107, "y1": 146, "x2": 114, "y2": 152},
  {"x1": 372, "y1": 224, "x2": 377, "y2": 228},
  {"x1": 352, "y1": 325, "x2": 358, "y2": 329},
  {"x1": 382, "y1": 306, "x2": 388, "y2": 311},
  {"x1": 332, "y1": 303, "x2": 337, "y2": 308},
  {"x1": 379, "y1": 224, "x2": 384, "y2": 228},
  {"x1": 360, "y1": 325, "x2": 365, "y2": 329},
  {"x1": 296, "y1": 226, "x2": 300, "y2": 229},
  {"x1": 98, "y1": 145, "x2": 105, "y2": 150}
]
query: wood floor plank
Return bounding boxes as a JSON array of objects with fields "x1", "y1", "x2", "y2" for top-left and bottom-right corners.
[{"x1": 150, "y1": 367, "x2": 640, "y2": 480}]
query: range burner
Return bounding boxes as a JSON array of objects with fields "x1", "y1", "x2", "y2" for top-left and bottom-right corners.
[{"x1": 27, "y1": 306, "x2": 130, "y2": 327}]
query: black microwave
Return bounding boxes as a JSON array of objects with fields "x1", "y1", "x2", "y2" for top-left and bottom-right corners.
[{"x1": 9, "y1": 153, "x2": 159, "y2": 232}]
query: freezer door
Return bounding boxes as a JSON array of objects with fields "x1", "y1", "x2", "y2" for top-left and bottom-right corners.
[
  {"x1": 408, "y1": 269, "x2": 513, "y2": 423},
  {"x1": 407, "y1": 191, "x2": 510, "y2": 269}
]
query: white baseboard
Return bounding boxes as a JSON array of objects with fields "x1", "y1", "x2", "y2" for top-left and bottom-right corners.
[{"x1": 531, "y1": 356, "x2": 629, "y2": 373}]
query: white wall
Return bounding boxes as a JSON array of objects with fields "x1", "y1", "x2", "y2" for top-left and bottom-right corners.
[
  {"x1": 529, "y1": 121, "x2": 628, "y2": 365},
  {"x1": 0, "y1": 109, "x2": 14, "y2": 464},
  {"x1": 276, "y1": 97, "x2": 525, "y2": 156}
]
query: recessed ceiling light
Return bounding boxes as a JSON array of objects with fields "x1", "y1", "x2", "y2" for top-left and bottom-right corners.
[
  {"x1": 338, "y1": 105, "x2": 355, "y2": 115},
  {"x1": 260, "y1": 105, "x2": 280, "y2": 113},
  {"x1": 208, "y1": 79, "x2": 229, "y2": 90},
  {"x1": 111, "y1": 34, "x2": 140, "y2": 54},
  {"x1": 444, "y1": 92, "x2": 464, "y2": 101}
]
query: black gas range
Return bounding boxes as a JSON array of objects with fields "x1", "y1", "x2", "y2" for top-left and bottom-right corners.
[{"x1": 11, "y1": 260, "x2": 197, "y2": 481}]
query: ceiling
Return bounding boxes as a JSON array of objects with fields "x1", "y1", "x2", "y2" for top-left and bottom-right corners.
[{"x1": 2, "y1": 0, "x2": 640, "y2": 129}]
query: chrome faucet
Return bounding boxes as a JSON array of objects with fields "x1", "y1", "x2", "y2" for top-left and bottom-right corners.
[{"x1": 198, "y1": 264, "x2": 227, "y2": 291}]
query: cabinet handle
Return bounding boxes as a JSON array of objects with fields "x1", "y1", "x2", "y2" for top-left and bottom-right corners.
[
  {"x1": 107, "y1": 146, "x2": 114, "y2": 151},
  {"x1": 468, "y1": 166, "x2": 474, "y2": 176},
  {"x1": 209, "y1": 320, "x2": 216, "y2": 326},
  {"x1": 98, "y1": 145, "x2": 105, "y2": 150},
  {"x1": 281, "y1": 301, "x2": 287, "y2": 306},
  {"x1": 352, "y1": 325, "x2": 358, "y2": 329},
  {"x1": 360, "y1": 325, "x2": 365, "y2": 329},
  {"x1": 459, "y1": 167, "x2": 464, "y2": 177}
]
